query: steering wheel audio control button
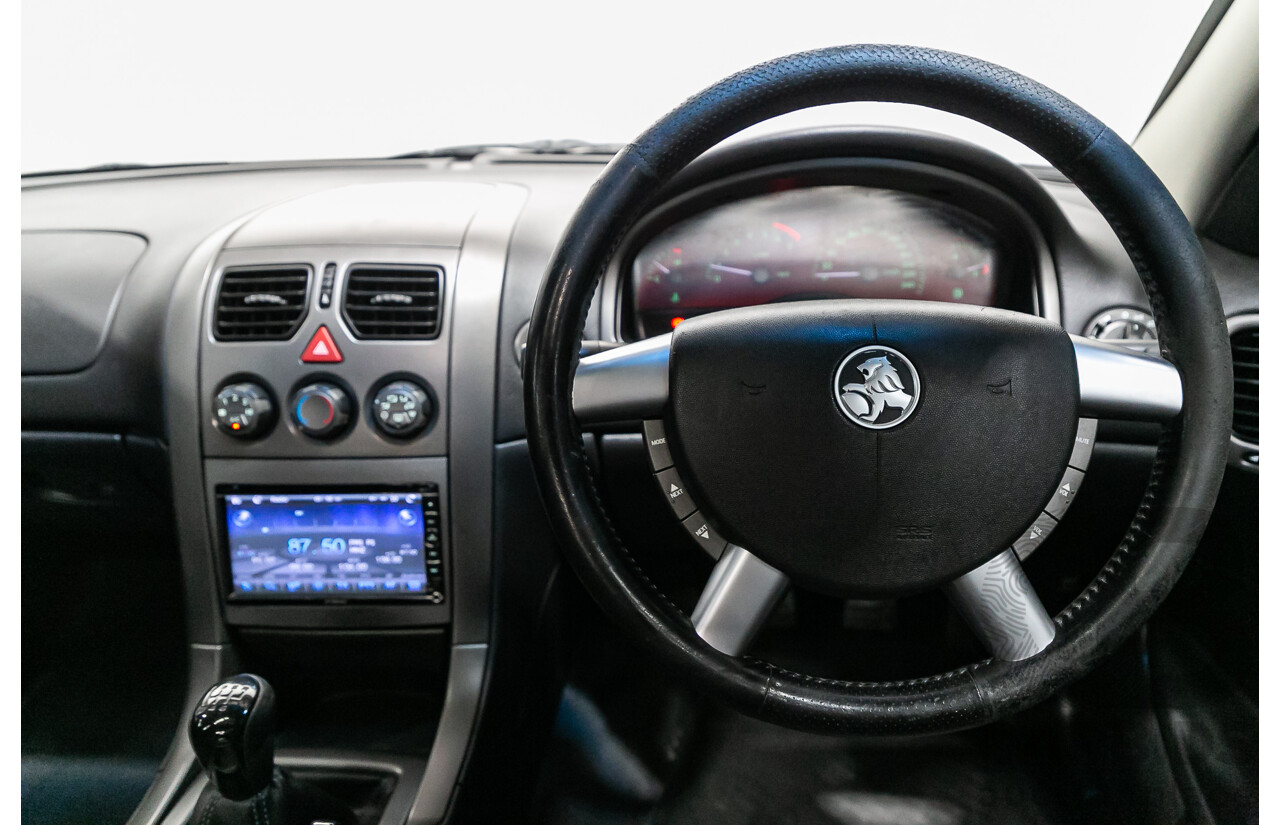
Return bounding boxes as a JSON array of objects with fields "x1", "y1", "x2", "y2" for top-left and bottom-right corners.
[
  {"x1": 681, "y1": 511, "x2": 727, "y2": 560},
  {"x1": 1012, "y1": 511, "x2": 1059, "y2": 561},
  {"x1": 1069, "y1": 418, "x2": 1098, "y2": 470},
  {"x1": 655, "y1": 467, "x2": 697, "y2": 519},
  {"x1": 1045, "y1": 467, "x2": 1086, "y2": 520},
  {"x1": 643, "y1": 420, "x2": 674, "y2": 471}
]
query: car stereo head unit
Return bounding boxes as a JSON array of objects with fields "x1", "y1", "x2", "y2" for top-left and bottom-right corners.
[{"x1": 218, "y1": 487, "x2": 444, "y2": 603}]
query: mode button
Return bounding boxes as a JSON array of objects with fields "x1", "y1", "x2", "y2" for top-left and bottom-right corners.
[{"x1": 643, "y1": 419, "x2": 674, "y2": 471}]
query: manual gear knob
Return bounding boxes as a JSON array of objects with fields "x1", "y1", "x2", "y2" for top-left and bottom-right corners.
[{"x1": 189, "y1": 674, "x2": 276, "y2": 801}]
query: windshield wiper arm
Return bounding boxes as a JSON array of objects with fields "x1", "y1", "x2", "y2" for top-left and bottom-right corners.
[{"x1": 393, "y1": 139, "x2": 623, "y2": 160}]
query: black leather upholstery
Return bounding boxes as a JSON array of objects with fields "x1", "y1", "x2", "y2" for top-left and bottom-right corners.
[{"x1": 524, "y1": 44, "x2": 1232, "y2": 734}]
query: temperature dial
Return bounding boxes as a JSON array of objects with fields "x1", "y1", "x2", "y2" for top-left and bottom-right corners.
[
  {"x1": 213, "y1": 382, "x2": 275, "y2": 439},
  {"x1": 372, "y1": 380, "x2": 433, "y2": 438},
  {"x1": 290, "y1": 383, "x2": 352, "y2": 439}
]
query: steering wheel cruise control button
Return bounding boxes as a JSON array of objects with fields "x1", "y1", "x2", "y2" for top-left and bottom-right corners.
[
  {"x1": 655, "y1": 466, "x2": 697, "y2": 520},
  {"x1": 643, "y1": 419, "x2": 674, "y2": 471},
  {"x1": 1012, "y1": 511, "x2": 1059, "y2": 561},
  {"x1": 1069, "y1": 418, "x2": 1098, "y2": 470},
  {"x1": 681, "y1": 511, "x2": 728, "y2": 560},
  {"x1": 1045, "y1": 466, "x2": 1086, "y2": 520}
]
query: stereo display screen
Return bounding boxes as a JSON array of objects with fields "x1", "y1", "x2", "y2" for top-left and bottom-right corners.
[{"x1": 222, "y1": 489, "x2": 443, "y2": 602}]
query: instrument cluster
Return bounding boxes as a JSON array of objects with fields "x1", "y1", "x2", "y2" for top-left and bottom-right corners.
[{"x1": 627, "y1": 185, "x2": 1005, "y2": 338}]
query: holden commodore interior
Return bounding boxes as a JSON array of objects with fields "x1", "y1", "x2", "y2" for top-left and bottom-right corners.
[{"x1": 21, "y1": 5, "x2": 1258, "y2": 824}]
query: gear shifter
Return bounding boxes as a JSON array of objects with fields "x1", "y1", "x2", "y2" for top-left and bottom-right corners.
[
  {"x1": 188, "y1": 674, "x2": 355, "y2": 825},
  {"x1": 190, "y1": 674, "x2": 276, "y2": 801}
]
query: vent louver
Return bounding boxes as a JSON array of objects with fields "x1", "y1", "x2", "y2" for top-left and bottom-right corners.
[
  {"x1": 214, "y1": 266, "x2": 311, "y2": 341},
  {"x1": 342, "y1": 265, "x2": 443, "y2": 340},
  {"x1": 1231, "y1": 323, "x2": 1259, "y2": 445}
]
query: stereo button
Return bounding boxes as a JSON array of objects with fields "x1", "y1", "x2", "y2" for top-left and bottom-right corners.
[
  {"x1": 1069, "y1": 418, "x2": 1098, "y2": 471},
  {"x1": 643, "y1": 419, "x2": 674, "y2": 471},
  {"x1": 1045, "y1": 467, "x2": 1085, "y2": 520},
  {"x1": 656, "y1": 467, "x2": 696, "y2": 520},
  {"x1": 681, "y1": 511, "x2": 727, "y2": 560},
  {"x1": 1013, "y1": 511, "x2": 1059, "y2": 561}
]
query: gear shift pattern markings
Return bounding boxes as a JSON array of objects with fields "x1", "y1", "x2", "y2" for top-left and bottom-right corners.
[
  {"x1": 188, "y1": 674, "x2": 356, "y2": 825},
  {"x1": 190, "y1": 674, "x2": 276, "y2": 802}
]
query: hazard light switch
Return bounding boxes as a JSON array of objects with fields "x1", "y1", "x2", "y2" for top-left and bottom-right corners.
[{"x1": 301, "y1": 326, "x2": 343, "y2": 363}]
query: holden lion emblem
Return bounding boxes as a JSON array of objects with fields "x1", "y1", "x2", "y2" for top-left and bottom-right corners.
[{"x1": 834, "y1": 346, "x2": 921, "y2": 430}]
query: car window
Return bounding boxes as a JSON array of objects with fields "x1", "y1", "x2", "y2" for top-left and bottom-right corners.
[{"x1": 22, "y1": 0, "x2": 1212, "y2": 173}]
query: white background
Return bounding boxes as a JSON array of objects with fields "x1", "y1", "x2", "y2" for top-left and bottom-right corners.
[{"x1": 22, "y1": 0, "x2": 1210, "y2": 172}]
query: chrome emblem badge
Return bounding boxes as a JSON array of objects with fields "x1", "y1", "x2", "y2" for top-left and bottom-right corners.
[{"x1": 834, "y1": 346, "x2": 921, "y2": 429}]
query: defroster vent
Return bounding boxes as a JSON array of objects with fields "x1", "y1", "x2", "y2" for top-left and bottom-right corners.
[
  {"x1": 342, "y1": 265, "x2": 443, "y2": 340},
  {"x1": 214, "y1": 266, "x2": 311, "y2": 341},
  {"x1": 1231, "y1": 323, "x2": 1259, "y2": 445}
]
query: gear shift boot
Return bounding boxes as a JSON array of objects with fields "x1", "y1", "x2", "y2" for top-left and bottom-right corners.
[{"x1": 187, "y1": 674, "x2": 356, "y2": 825}]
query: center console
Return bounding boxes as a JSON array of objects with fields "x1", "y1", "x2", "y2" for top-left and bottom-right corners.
[{"x1": 143, "y1": 181, "x2": 529, "y2": 825}]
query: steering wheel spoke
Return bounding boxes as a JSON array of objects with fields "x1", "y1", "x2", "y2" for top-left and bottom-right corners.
[
  {"x1": 1072, "y1": 335, "x2": 1183, "y2": 420},
  {"x1": 691, "y1": 544, "x2": 790, "y2": 656},
  {"x1": 573, "y1": 334, "x2": 671, "y2": 423},
  {"x1": 943, "y1": 549, "x2": 1056, "y2": 662}
]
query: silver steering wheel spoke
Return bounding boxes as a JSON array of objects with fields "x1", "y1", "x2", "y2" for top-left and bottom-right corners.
[
  {"x1": 1072, "y1": 334, "x2": 1183, "y2": 420},
  {"x1": 942, "y1": 549, "x2": 1056, "y2": 661},
  {"x1": 691, "y1": 544, "x2": 790, "y2": 656},
  {"x1": 573, "y1": 333, "x2": 671, "y2": 423}
]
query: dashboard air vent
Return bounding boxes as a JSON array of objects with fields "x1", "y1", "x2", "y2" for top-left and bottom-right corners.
[
  {"x1": 214, "y1": 266, "x2": 311, "y2": 341},
  {"x1": 342, "y1": 265, "x2": 443, "y2": 340},
  {"x1": 1231, "y1": 323, "x2": 1259, "y2": 445}
]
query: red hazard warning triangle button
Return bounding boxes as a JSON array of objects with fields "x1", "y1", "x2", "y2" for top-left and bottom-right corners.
[{"x1": 301, "y1": 326, "x2": 343, "y2": 363}]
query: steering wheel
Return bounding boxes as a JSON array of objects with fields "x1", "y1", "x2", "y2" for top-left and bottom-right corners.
[{"x1": 524, "y1": 45, "x2": 1232, "y2": 734}]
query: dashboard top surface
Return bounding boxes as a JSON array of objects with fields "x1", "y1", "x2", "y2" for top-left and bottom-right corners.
[{"x1": 19, "y1": 130, "x2": 1259, "y2": 442}]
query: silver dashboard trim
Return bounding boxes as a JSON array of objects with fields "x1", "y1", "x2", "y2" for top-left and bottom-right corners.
[
  {"x1": 200, "y1": 244, "x2": 461, "y2": 459},
  {"x1": 409, "y1": 182, "x2": 528, "y2": 823},
  {"x1": 153, "y1": 181, "x2": 528, "y2": 825}
]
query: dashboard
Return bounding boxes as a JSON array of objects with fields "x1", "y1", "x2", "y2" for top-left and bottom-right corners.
[
  {"x1": 18, "y1": 128, "x2": 1259, "y2": 825},
  {"x1": 629, "y1": 185, "x2": 1001, "y2": 338}
]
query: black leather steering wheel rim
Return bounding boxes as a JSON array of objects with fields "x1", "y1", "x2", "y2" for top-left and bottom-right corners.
[{"x1": 524, "y1": 44, "x2": 1232, "y2": 734}]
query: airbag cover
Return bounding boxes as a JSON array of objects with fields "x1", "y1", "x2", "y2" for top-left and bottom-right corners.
[{"x1": 668, "y1": 300, "x2": 1078, "y2": 597}]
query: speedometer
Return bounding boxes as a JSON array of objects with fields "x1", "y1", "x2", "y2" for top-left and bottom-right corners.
[
  {"x1": 815, "y1": 226, "x2": 924, "y2": 296},
  {"x1": 629, "y1": 184, "x2": 1003, "y2": 338}
]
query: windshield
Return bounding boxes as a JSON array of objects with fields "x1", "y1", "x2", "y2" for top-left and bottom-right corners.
[{"x1": 22, "y1": 0, "x2": 1211, "y2": 174}]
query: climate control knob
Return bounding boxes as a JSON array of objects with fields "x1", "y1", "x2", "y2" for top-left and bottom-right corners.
[
  {"x1": 290, "y1": 383, "x2": 352, "y2": 439},
  {"x1": 213, "y1": 382, "x2": 275, "y2": 439},
  {"x1": 371, "y1": 380, "x2": 432, "y2": 438}
]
